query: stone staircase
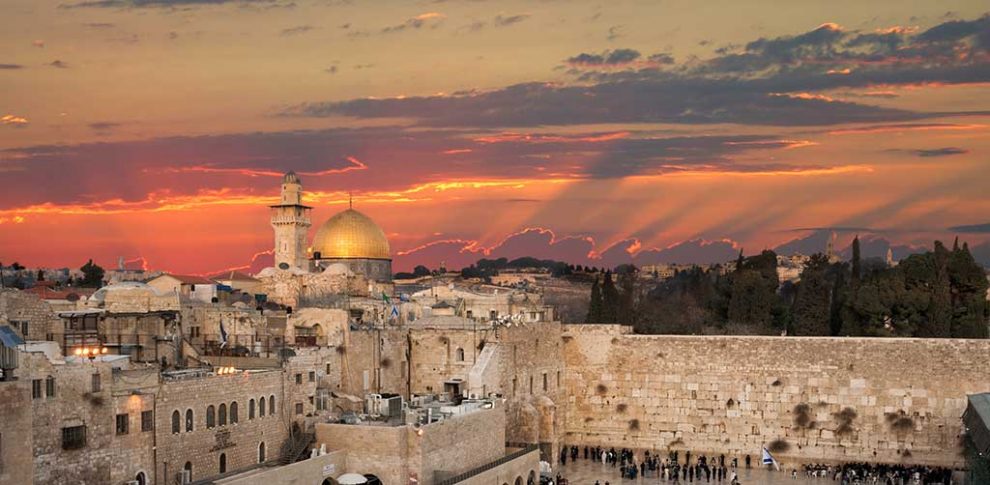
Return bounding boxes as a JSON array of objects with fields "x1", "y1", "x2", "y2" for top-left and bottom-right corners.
[{"x1": 278, "y1": 430, "x2": 315, "y2": 465}]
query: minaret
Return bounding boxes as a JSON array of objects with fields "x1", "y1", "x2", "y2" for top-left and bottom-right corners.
[{"x1": 270, "y1": 171, "x2": 312, "y2": 270}]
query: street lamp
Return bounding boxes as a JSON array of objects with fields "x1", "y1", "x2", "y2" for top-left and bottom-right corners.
[{"x1": 74, "y1": 346, "x2": 108, "y2": 361}]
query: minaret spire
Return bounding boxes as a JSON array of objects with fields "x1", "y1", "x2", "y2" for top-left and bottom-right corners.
[{"x1": 349, "y1": 192, "x2": 353, "y2": 209}]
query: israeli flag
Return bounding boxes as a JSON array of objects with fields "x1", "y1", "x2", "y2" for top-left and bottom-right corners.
[
  {"x1": 390, "y1": 305, "x2": 399, "y2": 319},
  {"x1": 219, "y1": 320, "x2": 229, "y2": 349},
  {"x1": 762, "y1": 447, "x2": 779, "y2": 470}
]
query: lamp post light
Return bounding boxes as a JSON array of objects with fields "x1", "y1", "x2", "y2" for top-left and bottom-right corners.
[{"x1": 74, "y1": 346, "x2": 108, "y2": 361}]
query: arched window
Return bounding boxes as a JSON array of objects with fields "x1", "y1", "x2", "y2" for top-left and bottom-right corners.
[
  {"x1": 269, "y1": 395, "x2": 275, "y2": 415},
  {"x1": 136, "y1": 472, "x2": 147, "y2": 485},
  {"x1": 183, "y1": 461, "x2": 192, "y2": 481},
  {"x1": 218, "y1": 403, "x2": 227, "y2": 426},
  {"x1": 206, "y1": 405, "x2": 216, "y2": 428},
  {"x1": 258, "y1": 442, "x2": 266, "y2": 463},
  {"x1": 230, "y1": 402, "x2": 238, "y2": 424},
  {"x1": 45, "y1": 375, "x2": 56, "y2": 398},
  {"x1": 455, "y1": 348, "x2": 465, "y2": 362},
  {"x1": 259, "y1": 397, "x2": 266, "y2": 417},
  {"x1": 171, "y1": 410, "x2": 181, "y2": 434},
  {"x1": 219, "y1": 453, "x2": 227, "y2": 473},
  {"x1": 249, "y1": 399, "x2": 255, "y2": 419},
  {"x1": 185, "y1": 409, "x2": 194, "y2": 432}
]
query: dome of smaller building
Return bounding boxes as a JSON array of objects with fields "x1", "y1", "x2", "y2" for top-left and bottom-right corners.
[
  {"x1": 283, "y1": 171, "x2": 300, "y2": 184},
  {"x1": 322, "y1": 263, "x2": 351, "y2": 275}
]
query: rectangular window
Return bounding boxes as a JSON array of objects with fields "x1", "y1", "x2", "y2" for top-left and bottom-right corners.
[
  {"x1": 557, "y1": 371, "x2": 561, "y2": 388},
  {"x1": 308, "y1": 371, "x2": 315, "y2": 382},
  {"x1": 62, "y1": 426, "x2": 86, "y2": 450},
  {"x1": 141, "y1": 410, "x2": 154, "y2": 432},
  {"x1": 543, "y1": 373, "x2": 548, "y2": 392},
  {"x1": 295, "y1": 373, "x2": 302, "y2": 384},
  {"x1": 116, "y1": 414, "x2": 129, "y2": 435},
  {"x1": 91, "y1": 373, "x2": 101, "y2": 393},
  {"x1": 32, "y1": 379, "x2": 42, "y2": 399},
  {"x1": 19, "y1": 321, "x2": 28, "y2": 338},
  {"x1": 45, "y1": 377, "x2": 55, "y2": 399},
  {"x1": 295, "y1": 403, "x2": 303, "y2": 415},
  {"x1": 326, "y1": 363, "x2": 331, "y2": 375},
  {"x1": 529, "y1": 376, "x2": 533, "y2": 394}
]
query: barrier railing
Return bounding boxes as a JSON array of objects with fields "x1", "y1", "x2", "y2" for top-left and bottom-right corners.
[{"x1": 436, "y1": 444, "x2": 539, "y2": 485}]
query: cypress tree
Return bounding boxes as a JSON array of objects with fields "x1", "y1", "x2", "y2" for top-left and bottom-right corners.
[
  {"x1": 586, "y1": 277, "x2": 603, "y2": 323},
  {"x1": 602, "y1": 270, "x2": 620, "y2": 323},
  {"x1": 851, "y1": 236, "x2": 862, "y2": 282},
  {"x1": 792, "y1": 254, "x2": 831, "y2": 336}
]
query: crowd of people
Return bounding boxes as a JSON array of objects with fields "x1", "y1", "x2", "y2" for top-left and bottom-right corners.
[
  {"x1": 559, "y1": 445, "x2": 745, "y2": 483},
  {"x1": 804, "y1": 462, "x2": 956, "y2": 484},
  {"x1": 555, "y1": 445, "x2": 959, "y2": 484}
]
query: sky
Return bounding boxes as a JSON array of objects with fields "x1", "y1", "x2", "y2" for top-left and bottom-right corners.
[{"x1": 1, "y1": 0, "x2": 989, "y2": 274}]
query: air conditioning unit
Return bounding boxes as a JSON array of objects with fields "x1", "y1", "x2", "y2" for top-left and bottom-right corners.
[{"x1": 177, "y1": 470, "x2": 191, "y2": 485}]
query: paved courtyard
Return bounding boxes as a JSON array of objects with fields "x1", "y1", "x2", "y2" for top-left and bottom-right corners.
[{"x1": 555, "y1": 458, "x2": 824, "y2": 485}]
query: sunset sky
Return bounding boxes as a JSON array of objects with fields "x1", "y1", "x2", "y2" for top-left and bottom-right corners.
[{"x1": 1, "y1": 0, "x2": 989, "y2": 274}]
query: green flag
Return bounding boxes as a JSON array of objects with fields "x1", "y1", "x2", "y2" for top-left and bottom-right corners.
[{"x1": 382, "y1": 291, "x2": 391, "y2": 304}]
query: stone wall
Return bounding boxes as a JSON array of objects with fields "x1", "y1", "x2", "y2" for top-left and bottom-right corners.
[
  {"x1": 216, "y1": 450, "x2": 347, "y2": 485},
  {"x1": 561, "y1": 324, "x2": 990, "y2": 467},
  {"x1": 0, "y1": 289, "x2": 60, "y2": 341},
  {"x1": 315, "y1": 407, "x2": 508, "y2": 485},
  {"x1": 0, "y1": 378, "x2": 33, "y2": 485},
  {"x1": 155, "y1": 369, "x2": 292, "y2": 484}
]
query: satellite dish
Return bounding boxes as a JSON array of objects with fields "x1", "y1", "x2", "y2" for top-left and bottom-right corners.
[
  {"x1": 66, "y1": 293, "x2": 80, "y2": 302},
  {"x1": 278, "y1": 262, "x2": 290, "y2": 270}
]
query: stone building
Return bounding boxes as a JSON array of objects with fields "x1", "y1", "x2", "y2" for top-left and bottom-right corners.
[
  {"x1": 4, "y1": 263, "x2": 990, "y2": 485},
  {"x1": 259, "y1": 173, "x2": 394, "y2": 308}
]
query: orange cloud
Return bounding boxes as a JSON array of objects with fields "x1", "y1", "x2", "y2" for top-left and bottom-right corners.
[
  {"x1": 1, "y1": 114, "x2": 29, "y2": 125},
  {"x1": 473, "y1": 131, "x2": 630, "y2": 144},
  {"x1": 154, "y1": 156, "x2": 367, "y2": 178},
  {"x1": 826, "y1": 123, "x2": 986, "y2": 136}
]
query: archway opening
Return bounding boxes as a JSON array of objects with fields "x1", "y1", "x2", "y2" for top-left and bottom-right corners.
[{"x1": 219, "y1": 453, "x2": 227, "y2": 473}]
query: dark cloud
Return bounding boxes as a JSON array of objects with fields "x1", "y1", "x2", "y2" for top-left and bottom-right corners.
[
  {"x1": 280, "y1": 25, "x2": 316, "y2": 36},
  {"x1": 567, "y1": 48, "x2": 641, "y2": 67},
  {"x1": 285, "y1": 14, "x2": 990, "y2": 128},
  {"x1": 284, "y1": 78, "x2": 923, "y2": 127},
  {"x1": 647, "y1": 53, "x2": 675, "y2": 65},
  {"x1": 88, "y1": 122, "x2": 122, "y2": 131},
  {"x1": 606, "y1": 25, "x2": 622, "y2": 41},
  {"x1": 912, "y1": 147, "x2": 969, "y2": 157},
  {"x1": 50, "y1": 60, "x2": 69, "y2": 68},
  {"x1": 493, "y1": 14, "x2": 530, "y2": 27},
  {"x1": 464, "y1": 14, "x2": 530, "y2": 32},
  {"x1": 0, "y1": 64, "x2": 24, "y2": 69},
  {"x1": 948, "y1": 222, "x2": 990, "y2": 233}
]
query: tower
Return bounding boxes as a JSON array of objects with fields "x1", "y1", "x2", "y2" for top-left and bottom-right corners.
[{"x1": 270, "y1": 171, "x2": 312, "y2": 270}]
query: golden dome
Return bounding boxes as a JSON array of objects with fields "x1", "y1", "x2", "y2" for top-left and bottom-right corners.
[{"x1": 311, "y1": 208, "x2": 390, "y2": 260}]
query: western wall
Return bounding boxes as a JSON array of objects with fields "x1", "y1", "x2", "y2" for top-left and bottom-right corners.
[{"x1": 560, "y1": 324, "x2": 990, "y2": 467}]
